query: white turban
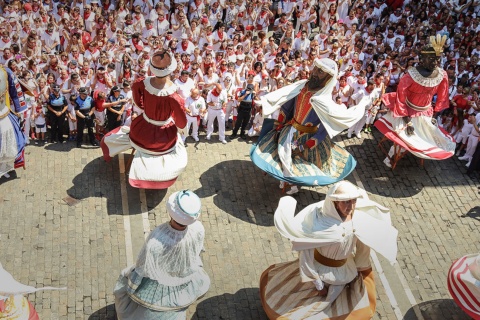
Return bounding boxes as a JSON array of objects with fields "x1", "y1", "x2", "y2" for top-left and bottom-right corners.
[
  {"x1": 167, "y1": 190, "x2": 202, "y2": 225},
  {"x1": 327, "y1": 181, "x2": 366, "y2": 201},
  {"x1": 149, "y1": 50, "x2": 177, "y2": 78},
  {"x1": 313, "y1": 58, "x2": 338, "y2": 77}
]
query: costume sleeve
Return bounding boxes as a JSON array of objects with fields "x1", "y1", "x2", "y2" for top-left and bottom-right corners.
[
  {"x1": 132, "y1": 80, "x2": 144, "y2": 110},
  {"x1": 172, "y1": 94, "x2": 187, "y2": 129},
  {"x1": 354, "y1": 239, "x2": 371, "y2": 271},
  {"x1": 304, "y1": 124, "x2": 328, "y2": 150},
  {"x1": 434, "y1": 73, "x2": 450, "y2": 113},
  {"x1": 7, "y1": 68, "x2": 27, "y2": 113},
  {"x1": 389, "y1": 73, "x2": 413, "y2": 118},
  {"x1": 298, "y1": 249, "x2": 320, "y2": 282}
]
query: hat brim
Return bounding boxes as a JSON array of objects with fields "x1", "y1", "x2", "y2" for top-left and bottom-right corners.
[{"x1": 447, "y1": 254, "x2": 480, "y2": 319}]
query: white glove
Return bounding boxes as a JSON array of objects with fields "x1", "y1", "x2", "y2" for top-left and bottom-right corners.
[{"x1": 313, "y1": 279, "x2": 324, "y2": 291}]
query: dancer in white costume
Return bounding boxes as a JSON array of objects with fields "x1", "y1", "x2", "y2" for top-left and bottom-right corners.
[
  {"x1": 260, "y1": 181, "x2": 398, "y2": 319},
  {"x1": 114, "y1": 190, "x2": 210, "y2": 320}
]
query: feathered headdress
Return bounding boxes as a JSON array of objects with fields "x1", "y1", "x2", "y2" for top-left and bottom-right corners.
[{"x1": 421, "y1": 34, "x2": 447, "y2": 56}]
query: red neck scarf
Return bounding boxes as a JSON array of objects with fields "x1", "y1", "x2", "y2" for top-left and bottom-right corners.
[
  {"x1": 211, "y1": 89, "x2": 220, "y2": 96},
  {"x1": 339, "y1": 82, "x2": 346, "y2": 88},
  {"x1": 182, "y1": 41, "x2": 188, "y2": 52},
  {"x1": 217, "y1": 30, "x2": 224, "y2": 40},
  {"x1": 84, "y1": 12, "x2": 90, "y2": 20},
  {"x1": 357, "y1": 79, "x2": 366, "y2": 85},
  {"x1": 366, "y1": 87, "x2": 373, "y2": 93},
  {"x1": 135, "y1": 15, "x2": 141, "y2": 21},
  {"x1": 97, "y1": 77, "x2": 106, "y2": 84}
]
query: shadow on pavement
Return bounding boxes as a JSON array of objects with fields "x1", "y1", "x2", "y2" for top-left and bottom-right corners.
[
  {"x1": 343, "y1": 130, "x2": 479, "y2": 198},
  {"x1": 66, "y1": 156, "x2": 166, "y2": 215},
  {"x1": 403, "y1": 299, "x2": 470, "y2": 320},
  {"x1": 0, "y1": 170, "x2": 18, "y2": 185},
  {"x1": 43, "y1": 141, "x2": 78, "y2": 152},
  {"x1": 192, "y1": 287, "x2": 267, "y2": 320},
  {"x1": 194, "y1": 160, "x2": 326, "y2": 226},
  {"x1": 462, "y1": 205, "x2": 480, "y2": 221},
  {"x1": 87, "y1": 304, "x2": 116, "y2": 320}
]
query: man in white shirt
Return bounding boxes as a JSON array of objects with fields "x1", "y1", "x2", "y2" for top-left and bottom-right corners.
[
  {"x1": 0, "y1": 47, "x2": 13, "y2": 65},
  {"x1": 183, "y1": 88, "x2": 206, "y2": 142},
  {"x1": 293, "y1": 30, "x2": 311, "y2": 59},
  {"x1": 41, "y1": 24, "x2": 60, "y2": 54},
  {"x1": 175, "y1": 70, "x2": 195, "y2": 100},
  {"x1": 212, "y1": 23, "x2": 228, "y2": 51},
  {"x1": 206, "y1": 84, "x2": 228, "y2": 144},
  {"x1": 142, "y1": 19, "x2": 158, "y2": 42},
  {"x1": 82, "y1": 5, "x2": 96, "y2": 33},
  {"x1": 347, "y1": 80, "x2": 380, "y2": 139},
  {"x1": 176, "y1": 34, "x2": 195, "y2": 55},
  {"x1": 152, "y1": 10, "x2": 170, "y2": 37}
]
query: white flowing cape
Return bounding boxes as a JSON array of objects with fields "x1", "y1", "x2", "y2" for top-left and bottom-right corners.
[
  {"x1": 261, "y1": 80, "x2": 368, "y2": 138},
  {"x1": 274, "y1": 196, "x2": 398, "y2": 265},
  {"x1": 0, "y1": 263, "x2": 66, "y2": 299}
]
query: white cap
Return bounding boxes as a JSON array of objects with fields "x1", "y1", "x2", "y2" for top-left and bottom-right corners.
[
  {"x1": 166, "y1": 190, "x2": 201, "y2": 225},
  {"x1": 327, "y1": 181, "x2": 363, "y2": 201}
]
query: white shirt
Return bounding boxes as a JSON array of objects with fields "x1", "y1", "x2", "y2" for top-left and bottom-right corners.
[
  {"x1": 174, "y1": 78, "x2": 196, "y2": 100},
  {"x1": 185, "y1": 96, "x2": 206, "y2": 116},
  {"x1": 41, "y1": 31, "x2": 60, "y2": 50},
  {"x1": 207, "y1": 90, "x2": 227, "y2": 109}
]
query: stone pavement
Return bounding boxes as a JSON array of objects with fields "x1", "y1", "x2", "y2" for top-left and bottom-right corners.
[{"x1": 0, "y1": 126, "x2": 478, "y2": 320}]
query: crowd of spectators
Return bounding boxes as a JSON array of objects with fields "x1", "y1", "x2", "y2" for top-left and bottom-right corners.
[{"x1": 2, "y1": 0, "x2": 480, "y2": 153}]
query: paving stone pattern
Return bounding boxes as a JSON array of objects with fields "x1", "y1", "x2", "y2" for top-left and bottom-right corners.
[{"x1": 0, "y1": 127, "x2": 478, "y2": 320}]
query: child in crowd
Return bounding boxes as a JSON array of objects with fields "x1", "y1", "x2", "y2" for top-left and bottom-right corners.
[
  {"x1": 92, "y1": 91, "x2": 107, "y2": 140},
  {"x1": 33, "y1": 103, "x2": 47, "y2": 144},
  {"x1": 67, "y1": 95, "x2": 78, "y2": 141}
]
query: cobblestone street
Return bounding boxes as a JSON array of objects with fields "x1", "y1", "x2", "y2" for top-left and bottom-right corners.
[{"x1": 0, "y1": 128, "x2": 478, "y2": 320}]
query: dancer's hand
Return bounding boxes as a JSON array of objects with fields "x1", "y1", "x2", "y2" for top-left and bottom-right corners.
[
  {"x1": 292, "y1": 148, "x2": 306, "y2": 160},
  {"x1": 403, "y1": 116, "x2": 414, "y2": 136},
  {"x1": 317, "y1": 287, "x2": 328, "y2": 297}
]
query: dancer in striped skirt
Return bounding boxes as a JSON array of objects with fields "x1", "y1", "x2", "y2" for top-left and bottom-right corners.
[{"x1": 260, "y1": 181, "x2": 398, "y2": 319}]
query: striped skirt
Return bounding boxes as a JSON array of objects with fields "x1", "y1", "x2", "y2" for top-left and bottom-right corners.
[
  {"x1": 259, "y1": 260, "x2": 376, "y2": 320},
  {"x1": 250, "y1": 124, "x2": 356, "y2": 186}
]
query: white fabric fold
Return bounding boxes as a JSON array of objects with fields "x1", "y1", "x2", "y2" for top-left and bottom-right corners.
[
  {"x1": 260, "y1": 58, "x2": 366, "y2": 139},
  {"x1": 274, "y1": 195, "x2": 398, "y2": 265},
  {"x1": 0, "y1": 263, "x2": 66, "y2": 299}
]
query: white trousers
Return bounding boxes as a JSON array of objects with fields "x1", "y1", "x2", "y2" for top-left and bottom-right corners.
[
  {"x1": 206, "y1": 108, "x2": 225, "y2": 141},
  {"x1": 184, "y1": 115, "x2": 199, "y2": 140},
  {"x1": 348, "y1": 115, "x2": 367, "y2": 135},
  {"x1": 465, "y1": 135, "x2": 480, "y2": 160}
]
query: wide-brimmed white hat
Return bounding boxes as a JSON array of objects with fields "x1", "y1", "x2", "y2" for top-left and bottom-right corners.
[
  {"x1": 166, "y1": 190, "x2": 201, "y2": 225},
  {"x1": 448, "y1": 253, "x2": 480, "y2": 319}
]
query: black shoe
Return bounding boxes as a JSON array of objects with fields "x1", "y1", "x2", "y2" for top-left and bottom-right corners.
[
  {"x1": 91, "y1": 140, "x2": 99, "y2": 146},
  {"x1": 229, "y1": 134, "x2": 237, "y2": 139},
  {"x1": 240, "y1": 135, "x2": 247, "y2": 139}
]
